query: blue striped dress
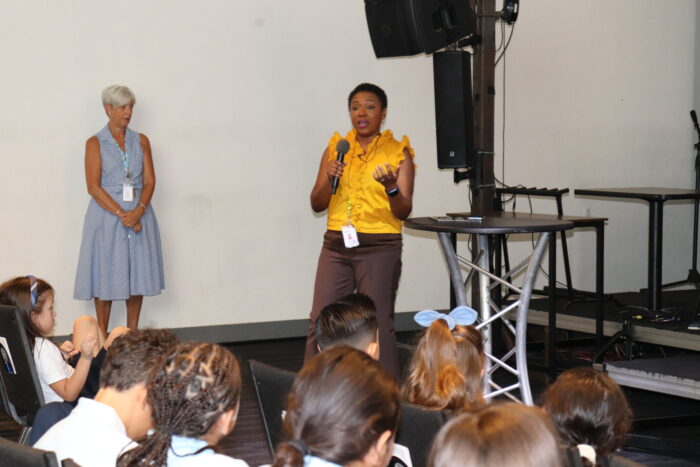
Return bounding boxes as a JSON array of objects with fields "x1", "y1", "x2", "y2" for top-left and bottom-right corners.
[{"x1": 74, "y1": 125, "x2": 165, "y2": 301}]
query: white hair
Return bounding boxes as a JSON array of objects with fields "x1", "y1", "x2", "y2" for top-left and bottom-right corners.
[{"x1": 101, "y1": 85, "x2": 136, "y2": 107}]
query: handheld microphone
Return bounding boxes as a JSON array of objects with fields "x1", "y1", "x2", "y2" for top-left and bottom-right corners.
[{"x1": 331, "y1": 139, "x2": 350, "y2": 195}]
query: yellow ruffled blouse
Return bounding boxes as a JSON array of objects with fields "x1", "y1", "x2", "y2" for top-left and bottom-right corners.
[{"x1": 326, "y1": 128, "x2": 415, "y2": 234}]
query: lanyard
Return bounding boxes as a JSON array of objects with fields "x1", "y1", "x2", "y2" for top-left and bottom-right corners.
[
  {"x1": 115, "y1": 138, "x2": 132, "y2": 180},
  {"x1": 117, "y1": 145, "x2": 129, "y2": 172},
  {"x1": 344, "y1": 134, "x2": 381, "y2": 223}
]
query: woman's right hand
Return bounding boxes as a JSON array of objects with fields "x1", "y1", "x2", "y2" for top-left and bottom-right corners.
[
  {"x1": 79, "y1": 333, "x2": 99, "y2": 359},
  {"x1": 325, "y1": 159, "x2": 346, "y2": 182}
]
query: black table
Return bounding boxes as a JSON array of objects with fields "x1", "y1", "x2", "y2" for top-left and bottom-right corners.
[
  {"x1": 574, "y1": 187, "x2": 700, "y2": 312},
  {"x1": 446, "y1": 211, "x2": 608, "y2": 374},
  {"x1": 405, "y1": 216, "x2": 573, "y2": 404}
]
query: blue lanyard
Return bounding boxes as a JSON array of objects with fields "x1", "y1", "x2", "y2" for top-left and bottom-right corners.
[{"x1": 117, "y1": 145, "x2": 129, "y2": 172}]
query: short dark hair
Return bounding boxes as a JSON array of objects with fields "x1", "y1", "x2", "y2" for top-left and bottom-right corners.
[
  {"x1": 315, "y1": 293, "x2": 378, "y2": 352},
  {"x1": 542, "y1": 367, "x2": 632, "y2": 458},
  {"x1": 348, "y1": 83, "x2": 387, "y2": 109},
  {"x1": 100, "y1": 328, "x2": 179, "y2": 391}
]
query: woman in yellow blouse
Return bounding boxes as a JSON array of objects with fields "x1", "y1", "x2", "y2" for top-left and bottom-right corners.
[{"x1": 306, "y1": 83, "x2": 415, "y2": 378}]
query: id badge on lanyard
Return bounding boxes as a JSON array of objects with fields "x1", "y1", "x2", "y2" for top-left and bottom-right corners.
[
  {"x1": 119, "y1": 145, "x2": 134, "y2": 202},
  {"x1": 342, "y1": 201, "x2": 359, "y2": 248}
]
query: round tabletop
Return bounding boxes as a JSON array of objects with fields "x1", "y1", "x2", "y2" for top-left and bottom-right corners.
[{"x1": 405, "y1": 214, "x2": 574, "y2": 235}]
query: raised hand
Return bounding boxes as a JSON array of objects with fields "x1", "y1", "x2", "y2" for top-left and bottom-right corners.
[{"x1": 372, "y1": 162, "x2": 401, "y2": 190}]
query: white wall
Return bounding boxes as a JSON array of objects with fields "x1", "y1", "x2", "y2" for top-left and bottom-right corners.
[
  {"x1": 0, "y1": 1, "x2": 696, "y2": 335},
  {"x1": 696, "y1": 2, "x2": 700, "y2": 121},
  {"x1": 498, "y1": 1, "x2": 697, "y2": 295}
]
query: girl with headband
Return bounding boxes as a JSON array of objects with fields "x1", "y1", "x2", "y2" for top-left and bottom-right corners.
[
  {"x1": 0, "y1": 276, "x2": 127, "y2": 404},
  {"x1": 404, "y1": 306, "x2": 486, "y2": 412}
]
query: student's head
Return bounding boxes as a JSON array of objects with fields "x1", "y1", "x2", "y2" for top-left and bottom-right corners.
[
  {"x1": 315, "y1": 293, "x2": 379, "y2": 359},
  {"x1": 405, "y1": 312, "x2": 484, "y2": 411},
  {"x1": 0, "y1": 276, "x2": 55, "y2": 345},
  {"x1": 428, "y1": 402, "x2": 563, "y2": 467},
  {"x1": 116, "y1": 342, "x2": 242, "y2": 467},
  {"x1": 273, "y1": 346, "x2": 400, "y2": 467},
  {"x1": 542, "y1": 367, "x2": 632, "y2": 460},
  {"x1": 98, "y1": 328, "x2": 179, "y2": 439}
]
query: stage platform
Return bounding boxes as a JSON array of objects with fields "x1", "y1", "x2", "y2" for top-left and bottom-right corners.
[
  {"x1": 525, "y1": 289, "x2": 700, "y2": 352},
  {"x1": 606, "y1": 355, "x2": 700, "y2": 401}
]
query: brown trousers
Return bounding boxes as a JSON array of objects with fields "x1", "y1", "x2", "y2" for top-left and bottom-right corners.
[{"x1": 305, "y1": 230, "x2": 402, "y2": 379}]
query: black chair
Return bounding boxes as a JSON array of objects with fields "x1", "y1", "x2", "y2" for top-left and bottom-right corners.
[
  {"x1": 0, "y1": 305, "x2": 45, "y2": 444},
  {"x1": 0, "y1": 436, "x2": 59, "y2": 467},
  {"x1": 394, "y1": 403, "x2": 448, "y2": 467},
  {"x1": 249, "y1": 360, "x2": 296, "y2": 455}
]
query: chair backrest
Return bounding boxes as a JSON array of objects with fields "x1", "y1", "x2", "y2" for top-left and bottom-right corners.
[
  {"x1": 395, "y1": 403, "x2": 448, "y2": 467},
  {"x1": 0, "y1": 305, "x2": 45, "y2": 427},
  {"x1": 0, "y1": 436, "x2": 59, "y2": 467},
  {"x1": 249, "y1": 360, "x2": 297, "y2": 455}
]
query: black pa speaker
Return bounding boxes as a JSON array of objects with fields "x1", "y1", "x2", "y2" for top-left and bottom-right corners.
[
  {"x1": 364, "y1": 0, "x2": 476, "y2": 58},
  {"x1": 433, "y1": 50, "x2": 474, "y2": 169}
]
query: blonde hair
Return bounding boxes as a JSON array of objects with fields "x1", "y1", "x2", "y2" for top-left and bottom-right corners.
[
  {"x1": 428, "y1": 403, "x2": 563, "y2": 467},
  {"x1": 101, "y1": 84, "x2": 136, "y2": 107},
  {"x1": 404, "y1": 320, "x2": 484, "y2": 412}
]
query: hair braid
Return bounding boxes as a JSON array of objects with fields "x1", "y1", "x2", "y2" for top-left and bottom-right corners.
[{"x1": 117, "y1": 342, "x2": 241, "y2": 466}]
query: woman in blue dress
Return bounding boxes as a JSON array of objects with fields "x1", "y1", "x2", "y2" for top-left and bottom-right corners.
[{"x1": 74, "y1": 85, "x2": 164, "y2": 337}]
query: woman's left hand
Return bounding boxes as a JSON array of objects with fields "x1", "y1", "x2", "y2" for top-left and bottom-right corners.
[
  {"x1": 121, "y1": 209, "x2": 143, "y2": 229},
  {"x1": 373, "y1": 162, "x2": 401, "y2": 190}
]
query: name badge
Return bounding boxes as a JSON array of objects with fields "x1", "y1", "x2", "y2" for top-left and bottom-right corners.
[
  {"x1": 123, "y1": 183, "x2": 134, "y2": 202},
  {"x1": 341, "y1": 224, "x2": 360, "y2": 248}
]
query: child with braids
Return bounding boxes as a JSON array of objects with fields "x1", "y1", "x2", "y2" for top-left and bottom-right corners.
[
  {"x1": 0, "y1": 275, "x2": 128, "y2": 404},
  {"x1": 404, "y1": 306, "x2": 485, "y2": 412},
  {"x1": 117, "y1": 341, "x2": 248, "y2": 467},
  {"x1": 272, "y1": 346, "x2": 401, "y2": 467}
]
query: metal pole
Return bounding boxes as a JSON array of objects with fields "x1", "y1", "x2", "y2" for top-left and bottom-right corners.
[{"x1": 516, "y1": 232, "x2": 550, "y2": 405}]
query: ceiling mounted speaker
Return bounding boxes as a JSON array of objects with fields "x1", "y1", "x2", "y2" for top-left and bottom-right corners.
[{"x1": 364, "y1": 0, "x2": 476, "y2": 58}]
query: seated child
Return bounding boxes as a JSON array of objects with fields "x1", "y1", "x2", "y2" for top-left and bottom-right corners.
[
  {"x1": 0, "y1": 275, "x2": 127, "y2": 404},
  {"x1": 428, "y1": 402, "x2": 563, "y2": 467},
  {"x1": 35, "y1": 328, "x2": 179, "y2": 465},
  {"x1": 404, "y1": 307, "x2": 485, "y2": 412},
  {"x1": 272, "y1": 346, "x2": 401, "y2": 467},
  {"x1": 314, "y1": 292, "x2": 379, "y2": 359},
  {"x1": 542, "y1": 367, "x2": 634, "y2": 466},
  {"x1": 117, "y1": 342, "x2": 248, "y2": 466}
]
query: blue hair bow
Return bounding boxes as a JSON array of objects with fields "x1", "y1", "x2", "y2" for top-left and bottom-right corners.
[{"x1": 414, "y1": 306, "x2": 478, "y2": 330}]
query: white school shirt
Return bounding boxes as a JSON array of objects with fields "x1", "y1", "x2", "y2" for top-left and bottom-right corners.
[
  {"x1": 35, "y1": 397, "x2": 136, "y2": 466},
  {"x1": 33, "y1": 337, "x2": 74, "y2": 403}
]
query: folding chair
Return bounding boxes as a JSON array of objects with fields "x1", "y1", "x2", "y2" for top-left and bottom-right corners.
[
  {"x1": 0, "y1": 428, "x2": 58, "y2": 466},
  {"x1": 249, "y1": 360, "x2": 296, "y2": 455},
  {"x1": 0, "y1": 305, "x2": 45, "y2": 444},
  {"x1": 394, "y1": 403, "x2": 448, "y2": 467}
]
